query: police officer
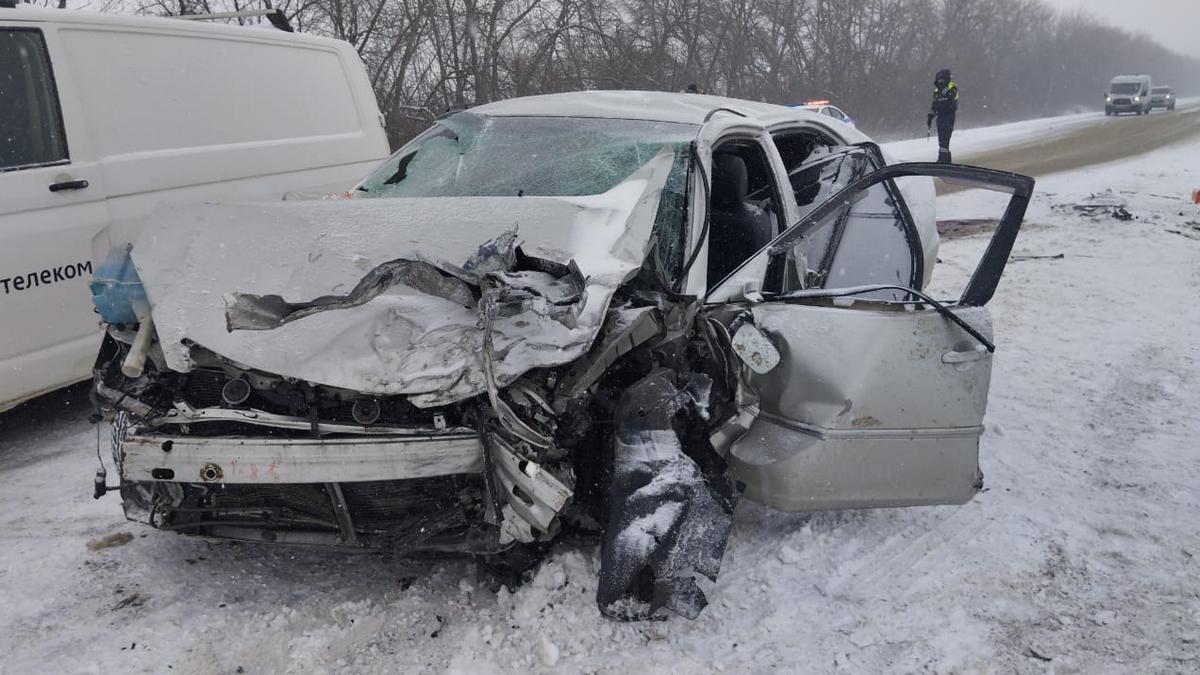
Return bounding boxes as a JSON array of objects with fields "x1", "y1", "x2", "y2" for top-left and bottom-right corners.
[{"x1": 927, "y1": 68, "x2": 959, "y2": 163}]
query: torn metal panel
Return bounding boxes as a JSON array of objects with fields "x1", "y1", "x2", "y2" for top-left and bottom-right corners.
[
  {"x1": 226, "y1": 258, "x2": 480, "y2": 330},
  {"x1": 598, "y1": 368, "x2": 740, "y2": 621},
  {"x1": 131, "y1": 148, "x2": 675, "y2": 408},
  {"x1": 488, "y1": 433, "x2": 573, "y2": 545},
  {"x1": 553, "y1": 306, "x2": 665, "y2": 409}
]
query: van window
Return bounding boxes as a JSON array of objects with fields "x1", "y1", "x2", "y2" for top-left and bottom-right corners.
[
  {"x1": 0, "y1": 29, "x2": 68, "y2": 171},
  {"x1": 58, "y1": 29, "x2": 360, "y2": 156}
]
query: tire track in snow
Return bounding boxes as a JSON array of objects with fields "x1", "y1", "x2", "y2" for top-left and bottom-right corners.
[{"x1": 823, "y1": 502, "x2": 992, "y2": 601}]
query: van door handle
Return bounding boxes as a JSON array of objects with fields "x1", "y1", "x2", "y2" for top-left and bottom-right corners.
[{"x1": 49, "y1": 179, "x2": 89, "y2": 192}]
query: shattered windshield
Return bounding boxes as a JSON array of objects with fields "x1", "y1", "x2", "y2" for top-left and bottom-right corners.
[
  {"x1": 356, "y1": 114, "x2": 696, "y2": 278},
  {"x1": 1109, "y1": 83, "x2": 1141, "y2": 94},
  {"x1": 356, "y1": 114, "x2": 696, "y2": 198}
]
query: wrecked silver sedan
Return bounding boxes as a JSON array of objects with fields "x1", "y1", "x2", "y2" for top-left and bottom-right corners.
[{"x1": 90, "y1": 91, "x2": 1033, "y2": 620}]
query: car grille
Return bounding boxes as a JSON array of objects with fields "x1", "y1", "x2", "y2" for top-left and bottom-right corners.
[
  {"x1": 209, "y1": 483, "x2": 337, "y2": 522},
  {"x1": 1112, "y1": 98, "x2": 1131, "y2": 105},
  {"x1": 193, "y1": 476, "x2": 483, "y2": 532}
]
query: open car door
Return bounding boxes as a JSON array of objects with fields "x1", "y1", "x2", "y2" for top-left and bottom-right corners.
[{"x1": 708, "y1": 158, "x2": 1034, "y2": 511}]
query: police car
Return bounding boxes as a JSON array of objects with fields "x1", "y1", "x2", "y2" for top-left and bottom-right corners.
[{"x1": 800, "y1": 99, "x2": 856, "y2": 128}]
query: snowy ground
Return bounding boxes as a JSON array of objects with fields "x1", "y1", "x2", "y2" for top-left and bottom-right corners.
[{"x1": 3, "y1": 123, "x2": 1200, "y2": 675}]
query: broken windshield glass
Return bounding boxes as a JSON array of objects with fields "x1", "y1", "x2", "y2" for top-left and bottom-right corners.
[
  {"x1": 357, "y1": 114, "x2": 695, "y2": 281},
  {"x1": 357, "y1": 114, "x2": 695, "y2": 199}
]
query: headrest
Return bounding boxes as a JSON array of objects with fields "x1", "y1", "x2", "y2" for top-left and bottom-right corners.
[{"x1": 712, "y1": 154, "x2": 749, "y2": 208}]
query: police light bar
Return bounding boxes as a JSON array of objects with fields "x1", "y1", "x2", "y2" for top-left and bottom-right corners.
[{"x1": 805, "y1": 99, "x2": 830, "y2": 106}]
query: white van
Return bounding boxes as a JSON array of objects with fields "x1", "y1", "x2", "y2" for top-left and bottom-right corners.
[
  {"x1": 1105, "y1": 74, "x2": 1153, "y2": 116},
  {"x1": 0, "y1": 7, "x2": 391, "y2": 411}
]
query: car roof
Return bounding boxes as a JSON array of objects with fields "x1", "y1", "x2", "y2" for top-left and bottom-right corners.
[
  {"x1": 0, "y1": 6, "x2": 343, "y2": 48},
  {"x1": 470, "y1": 90, "x2": 828, "y2": 127}
]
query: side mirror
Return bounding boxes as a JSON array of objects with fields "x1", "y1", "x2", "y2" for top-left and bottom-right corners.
[{"x1": 731, "y1": 323, "x2": 781, "y2": 374}]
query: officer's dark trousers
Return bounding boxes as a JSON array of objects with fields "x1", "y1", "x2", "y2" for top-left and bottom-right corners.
[{"x1": 936, "y1": 113, "x2": 955, "y2": 163}]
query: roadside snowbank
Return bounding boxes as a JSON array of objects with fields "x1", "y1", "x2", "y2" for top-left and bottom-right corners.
[{"x1": 885, "y1": 109, "x2": 1104, "y2": 163}]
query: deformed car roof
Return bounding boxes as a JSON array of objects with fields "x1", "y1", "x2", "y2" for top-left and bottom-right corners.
[{"x1": 470, "y1": 90, "x2": 832, "y2": 128}]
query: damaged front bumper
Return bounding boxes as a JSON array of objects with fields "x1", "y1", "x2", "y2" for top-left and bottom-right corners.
[{"x1": 108, "y1": 401, "x2": 572, "y2": 554}]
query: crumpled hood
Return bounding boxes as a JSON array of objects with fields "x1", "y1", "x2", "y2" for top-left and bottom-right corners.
[{"x1": 133, "y1": 148, "x2": 674, "y2": 407}]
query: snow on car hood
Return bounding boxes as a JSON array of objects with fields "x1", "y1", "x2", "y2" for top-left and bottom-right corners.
[{"x1": 132, "y1": 148, "x2": 675, "y2": 407}]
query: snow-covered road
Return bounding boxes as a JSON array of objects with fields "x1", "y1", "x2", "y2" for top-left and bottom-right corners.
[
  {"x1": 2, "y1": 122, "x2": 1199, "y2": 675},
  {"x1": 888, "y1": 99, "x2": 1200, "y2": 180}
]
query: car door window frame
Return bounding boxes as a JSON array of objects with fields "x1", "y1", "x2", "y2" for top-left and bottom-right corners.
[
  {"x1": 693, "y1": 130, "x2": 792, "y2": 293},
  {"x1": 0, "y1": 27, "x2": 70, "y2": 173},
  {"x1": 767, "y1": 142, "x2": 925, "y2": 293},
  {"x1": 770, "y1": 126, "x2": 839, "y2": 209},
  {"x1": 713, "y1": 133, "x2": 789, "y2": 233},
  {"x1": 744, "y1": 160, "x2": 1034, "y2": 308}
]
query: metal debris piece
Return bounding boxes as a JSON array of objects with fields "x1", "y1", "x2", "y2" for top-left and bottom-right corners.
[
  {"x1": 1056, "y1": 189, "x2": 1134, "y2": 221},
  {"x1": 598, "y1": 368, "x2": 740, "y2": 621},
  {"x1": 1009, "y1": 253, "x2": 1065, "y2": 262}
]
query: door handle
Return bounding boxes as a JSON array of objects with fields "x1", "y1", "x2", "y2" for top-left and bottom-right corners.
[
  {"x1": 942, "y1": 346, "x2": 990, "y2": 364},
  {"x1": 49, "y1": 179, "x2": 89, "y2": 192}
]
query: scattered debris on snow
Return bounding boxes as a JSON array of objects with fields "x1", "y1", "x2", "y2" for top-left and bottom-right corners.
[{"x1": 85, "y1": 531, "x2": 133, "y2": 551}]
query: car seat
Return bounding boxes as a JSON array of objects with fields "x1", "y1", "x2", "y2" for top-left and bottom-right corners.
[{"x1": 707, "y1": 154, "x2": 774, "y2": 285}]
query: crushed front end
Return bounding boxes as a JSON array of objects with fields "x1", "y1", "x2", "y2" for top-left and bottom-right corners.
[
  {"x1": 95, "y1": 333, "x2": 572, "y2": 558},
  {"x1": 89, "y1": 149, "x2": 747, "y2": 620}
]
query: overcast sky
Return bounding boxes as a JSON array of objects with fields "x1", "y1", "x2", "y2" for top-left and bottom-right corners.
[{"x1": 1040, "y1": 0, "x2": 1200, "y2": 58}]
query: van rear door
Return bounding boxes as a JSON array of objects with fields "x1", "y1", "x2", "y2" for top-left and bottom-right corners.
[{"x1": 0, "y1": 24, "x2": 110, "y2": 410}]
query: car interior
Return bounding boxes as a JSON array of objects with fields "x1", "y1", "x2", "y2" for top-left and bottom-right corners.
[{"x1": 706, "y1": 139, "x2": 782, "y2": 285}]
